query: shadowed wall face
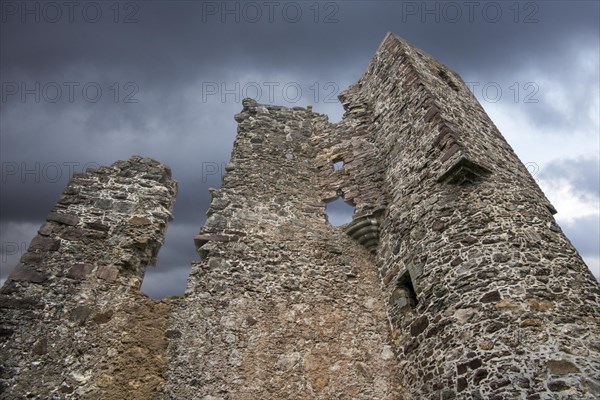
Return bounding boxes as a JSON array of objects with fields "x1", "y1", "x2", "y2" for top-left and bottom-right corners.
[
  {"x1": 344, "y1": 33, "x2": 600, "y2": 399},
  {"x1": 0, "y1": 156, "x2": 177, "y2": 399}
]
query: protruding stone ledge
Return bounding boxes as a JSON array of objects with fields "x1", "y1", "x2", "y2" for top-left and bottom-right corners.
[
  {"x1": 545, "y1": 202, "x2": 558, "y2": 215},
  {"x1": 437, "y1": 157, "x2": 492, "y2": 186}
]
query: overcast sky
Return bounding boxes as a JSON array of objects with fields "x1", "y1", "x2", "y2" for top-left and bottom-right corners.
[{"x1": 1, "y1": 1, "x2": 598, "y2": 298}]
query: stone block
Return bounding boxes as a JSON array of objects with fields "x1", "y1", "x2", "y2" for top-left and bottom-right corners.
[
  {"x1": 47, "y1": 212, "x2": 80, "y2": 226},
  {"x1": 96, "y1": 265, "x2": 119, "y2": 282},
  {"x1": 67, "y1": 263, "x2": 95, "y2": 280},
  {"x1": 29, "y1": 235, "x2": 61, "y2": 252},
  {"x1": 8, "y1": 264, "x2": 48, "y2": 283}
]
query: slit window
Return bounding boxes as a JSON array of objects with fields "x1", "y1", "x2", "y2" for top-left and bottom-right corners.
[
  {"x1": 333, "y1": 160, "x2": 344, "y2": 171},
  {"x1": 391, "y1": 271, "x2": 418, "y2": 311}
]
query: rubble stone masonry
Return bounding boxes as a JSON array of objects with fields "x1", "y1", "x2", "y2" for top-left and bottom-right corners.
[
  {"x1": 1, "y1": 157, "x2": 177, "y2": 399},
  {"x1": 1, "y1": 33, "x2": 599, "y2": 399}
]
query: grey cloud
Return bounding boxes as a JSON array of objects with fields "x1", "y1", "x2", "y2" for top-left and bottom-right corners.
[
  {"x1": 561, "y1": 216, "x2": 600, "y2": 281},
  {"x1": 540, "y1": 157, "x2": 600, "y2": 198},
  {"x1": 141, "y1": 265, "x2": 191, "y2": 300},
  {"x1": 561, "y1": 216, "x2": 600, "y2": 257}
]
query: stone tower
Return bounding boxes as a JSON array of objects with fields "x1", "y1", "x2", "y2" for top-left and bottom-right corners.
[{"x1": 2, "y1": 33, "x2": 599, "y2": 399}]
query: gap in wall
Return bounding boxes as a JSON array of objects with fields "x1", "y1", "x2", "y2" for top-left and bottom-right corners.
[{"x1": 326, "y1": 197, "x2": 355, "y2": 227}]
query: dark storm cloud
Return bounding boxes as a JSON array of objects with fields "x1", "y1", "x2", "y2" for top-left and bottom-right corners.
[
  {"x1": 1, "y1": 1, "x2": 598, "y2": 296},
  {"x1": 3, "y1": 2, "x2": 598, "y2": 84},
  {"x1": 3, "y1": 1, "x2": 597, "y2": 139}
]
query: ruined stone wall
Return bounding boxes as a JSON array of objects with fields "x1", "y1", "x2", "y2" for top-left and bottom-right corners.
[
  {"x1": 339, "y1": 33, "x2": 600, "y2": 399},
  {"x1": 1, "y1": 33, "x2": 599, "y2": 400},
  {"x1": 0, "y1": 156, "x2": 177, "y2": 399},
  {"x1": 163, "y1": 99, "x2": 403, "y2": 399},
  {"x1": 164, "y1": 33, "x2": 599, "y2": 399}
]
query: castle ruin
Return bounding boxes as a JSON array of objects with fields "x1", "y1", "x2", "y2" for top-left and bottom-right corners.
[{"x1": 1, "y1": 33, "x2": 599, "y2": 399}]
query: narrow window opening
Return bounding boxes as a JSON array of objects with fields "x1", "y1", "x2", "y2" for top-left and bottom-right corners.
[
  {"x1": 438, "y1": 69, "x2": 460, "y2": 93},
  {"x1": 390, "y1": 271, "x2": 418, "y2": 312},
  {"x1": 333, "y1": 160, "x2": 344, "y2": 171},
  {"x1": 325, "y1": 197, "x2": 355, "y2": 227}
]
